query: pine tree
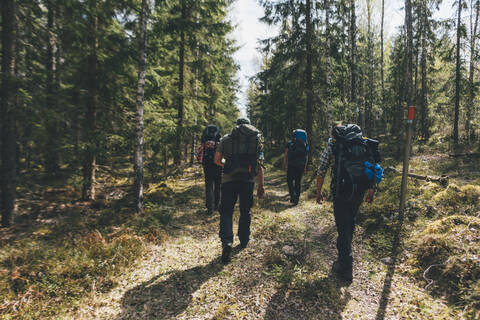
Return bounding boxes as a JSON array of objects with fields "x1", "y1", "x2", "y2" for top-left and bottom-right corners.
[{"x1": 1, "y1": 0, "x2": 17, "y2": 227}]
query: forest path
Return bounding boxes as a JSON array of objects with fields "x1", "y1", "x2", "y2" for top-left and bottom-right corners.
[{"x1": 68, "y1": 168, "x2": 455, "y2": 320}]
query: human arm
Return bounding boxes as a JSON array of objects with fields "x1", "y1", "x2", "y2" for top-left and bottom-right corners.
[
  {"x1": 316, "y1": 176, "x2": 324, "y2": 203},
  {"x1": 283, "y1": 148, "x2": 289, "y2": 171},
  {"x1": 316, "y1": 142, "x2": 334, "y2": 204},
  {"x1": 365, "y1": 188, "x2": 375, "y2": 203},
  {"x1": 257, "y1": 165, "x2": 265, "y2": 198},
  {"x1": 214, "y1": 151, "x2": 224, "y2": 167}
]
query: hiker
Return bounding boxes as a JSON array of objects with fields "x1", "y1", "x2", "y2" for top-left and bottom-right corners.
[
  {"x1": 214, "y1": 118, "x2": 265, "y2": 263},
  {"x1": 198, "y1": 125, "x2": 222, "y2": 215},
  {"x1": 283, "y1": 129, "x2": 309, "y2": 205},
  {"x1": 316, "y1": 124, "x2": 382, "y2": 281}
]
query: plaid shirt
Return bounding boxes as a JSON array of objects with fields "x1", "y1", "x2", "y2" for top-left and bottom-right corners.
[{"x1": 316, "y1": 138, "x2": 335, "y2": 177}]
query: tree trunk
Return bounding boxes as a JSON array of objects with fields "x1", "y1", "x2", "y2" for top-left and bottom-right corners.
[
  {"x1": 420, "y1": 0, "x2": 429, "y2": 140},
  {"x1": 306, "y1": 0, "x2": 314, "y2": 156},
  {"x1": 454, "y1": 0, "x2": 463, "y2": 146},
  {"x1": 45, "y1": 0, "x2": 59, "y2": 177},
  {"x1": 380, "y1": 0, "x2": 385, "y2": 132},
  {"x1": 134, "y1": 0, "x2": 148, "y2": 213},
  {"x1": 350, "y1": 0, "x2": 357, "y2": 122},
  {"x1": 82, "y1": 0, "x2": 98, "y2": 201},
  {"x1": 175, "y1": 0, "x2": 186, "y2": 165},
  {"x1": 325, "y1": 0, "x2": 332, "y2": 131},
  {"x1": 467, "y1": 0, "x2": 479, "y2": 140},
  {"x1": 367, "y1": 0, "x2": 374, "y2": 136},
  {"x1": 405, "y1": 0, "x2": 414, "y2": 107},
  {"x1": 1, "y1": 0, "x2": 17, "y2": 227}
]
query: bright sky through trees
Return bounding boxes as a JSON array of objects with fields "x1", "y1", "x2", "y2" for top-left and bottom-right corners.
[{"x1": 230, "y1": 0, "x2": 453, "y2": 116}]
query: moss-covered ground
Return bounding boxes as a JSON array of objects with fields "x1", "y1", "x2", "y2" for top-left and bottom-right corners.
[{"x1": 1, "y1": 150, "x2": 479, "y2": 319}]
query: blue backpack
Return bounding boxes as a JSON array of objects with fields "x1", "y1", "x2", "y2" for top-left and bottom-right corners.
[{"x1": 288, "y1": 129, "x2": 309, "y2": 168}]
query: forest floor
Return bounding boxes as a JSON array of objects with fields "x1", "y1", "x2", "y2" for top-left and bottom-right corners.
[{"x1": 1, "y1": 149, "x2": 479, "y2": 319}]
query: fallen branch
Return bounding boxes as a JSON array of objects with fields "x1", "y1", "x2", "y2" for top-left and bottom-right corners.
[
  {"x1": 385, "y1": 166, "x2": 449, "y2": 186},
  {"x1": 448, "y1": 152, "x2": 480, "y2": 158},
  {"x1": 423, "y1": 263, "x2": 445, "y2": 291}
]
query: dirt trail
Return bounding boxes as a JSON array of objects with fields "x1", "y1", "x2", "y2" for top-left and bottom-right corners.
[{"x1": 67, "y1": 169, "x2": 455, "y2": 320}]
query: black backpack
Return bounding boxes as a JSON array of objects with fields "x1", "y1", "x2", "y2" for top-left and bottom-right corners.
[
  {"x1": 332, "y1": 124, "x2": 381, "y2": 200},
  {"x1": 223, "y1": 124, "x2": 261, "y2": 180},
  {"x1": 201, "y1": 125, "x2": 221, "y2": 166},
  {"x1": 288, "y1": 129, "x2": 309, "y2": 168}
]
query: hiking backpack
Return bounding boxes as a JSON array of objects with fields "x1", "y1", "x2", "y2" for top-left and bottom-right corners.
[
  {"x1": 288, "y1": 129, "x2": 309, "y2": 168},
  {"x1": 332, "y1": 124, "x2": 382, "y2": 201},
  {"x1": 223, "y1": 124, "x2": 261, "y2": 180},
  {"x1": 200, "y1": 125, "x2": 221, "y2": 166}
]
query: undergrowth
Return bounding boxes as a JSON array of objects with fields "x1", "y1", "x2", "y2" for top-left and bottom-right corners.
[{"x1": 0, "y1": 172, "x2": 179, "y2": 319}]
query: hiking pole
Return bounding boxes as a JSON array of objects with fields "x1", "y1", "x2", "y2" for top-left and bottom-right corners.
[{"x1": 399, "y1": 106, "x2": 415, "y2": 216}]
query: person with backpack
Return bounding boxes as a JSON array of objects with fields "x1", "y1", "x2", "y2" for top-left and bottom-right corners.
[
  {"x1": 214, "y1": 118, "x2": 265, "y2": 263},
  {"x1": 198, "y1": 125, "x2": 222, "y2": 215},
  {"x1": 316, "y1": 124, "x2": 382, "y2": 282},
  {"x1": 283, "y1": 129, "x2": 309, "y2": 205}
]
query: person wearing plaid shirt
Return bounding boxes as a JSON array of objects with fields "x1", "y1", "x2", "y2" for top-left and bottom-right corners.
[{"x1": 316, "y1": 125, "x2": 375, "y2": 282}]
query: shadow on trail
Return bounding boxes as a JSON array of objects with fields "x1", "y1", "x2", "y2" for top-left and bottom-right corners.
[
  {"x1": 264, "y1": 269, "x2": 351, "y2": 320},
  {"x1": 374, "y1": 209, "x2": 406, "y2": 320},
  {"x1": 259, "y1": 192, "x2": 293, "y2": 213},
  {"x1": 114, "y1": 248, "x2": 241, "y2": 320}
]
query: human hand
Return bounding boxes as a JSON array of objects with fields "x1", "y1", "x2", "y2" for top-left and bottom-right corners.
[
  {"x1": 257, "y1": 185, "x2": 265, "y2": 199},
  {"x1": 365, "y1": 189, "x2": 375, "y2": 204},
  {"x1": 316, "y1": 193, "x2": 323, "y2": 204}
]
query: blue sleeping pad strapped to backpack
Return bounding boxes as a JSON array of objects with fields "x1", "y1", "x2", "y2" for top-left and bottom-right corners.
[{"x1": 294, "y1": 129, "x2": 307, "y2": 142}]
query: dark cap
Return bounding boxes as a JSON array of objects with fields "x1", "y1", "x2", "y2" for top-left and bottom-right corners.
[{"x1": 236, "y1": 118, "x2": 251, "y2": 125}]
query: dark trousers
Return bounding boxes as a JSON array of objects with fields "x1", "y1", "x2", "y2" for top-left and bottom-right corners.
[
  {"x1": 333, "y1": 193, "x2": 365, "y2": 267},
  {"x1": 204, "y1": 165, "x2": 222, "y2": 211},
  {"x1": 287, "y1": 165, "x2": 304, "y2": 203},
  {"x1": 219, "y1": 181, "x2": 254, "y2": 247}
]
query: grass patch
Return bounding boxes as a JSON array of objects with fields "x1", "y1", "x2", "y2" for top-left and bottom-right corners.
[{"x1": 409, "y1": 215, "x2": 480, "y2": 315}]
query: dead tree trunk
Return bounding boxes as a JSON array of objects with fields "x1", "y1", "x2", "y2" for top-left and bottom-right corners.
[{"x1": 134, "y1": 0, "x2": 148, "y2": 213}]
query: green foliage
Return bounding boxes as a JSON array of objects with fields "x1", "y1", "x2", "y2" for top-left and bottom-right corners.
[
  {"x1": 410, "y1": 215, "x2": 480, "y2": 313},
  {"x1": 433, "y1": 183, "x2": 480, "y2": 208}
]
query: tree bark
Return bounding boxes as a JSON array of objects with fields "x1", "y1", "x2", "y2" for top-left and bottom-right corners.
[
  {"x1": 134, "y1": 0, "x2": 148, "y2": 213},
  {"x1": 306, "y1": 0, "x2": 314, "y2": 157},
  {"x1": 175, "y1": 0, "x2": 186, "y2": 165},
  {"x1": 405, "y1": 0, "x2": 414, "y2": 107},
  {"x1": 467, "y1": 0, "x2": 479, "y2": 140},
  {"x1": 82, "y1": 0, "x2": 98, "y2": 201},
  {"x1": 454, "y1": 0, "x2": 463, "y2": 146},
  {"x1": 380, "y1": 0, "x2": 385, "y2": 131},
  {"x1": 350, "y1": 0, "x2": 357, "y2": 122},
  {"x1": 420, "y1": 0, "x2": 429, "y2": 140},
  {"x1": 1, "y1": 0, "x2": 17, "y2": 227},
  {"x1": 45, "y1": 0, "x2": 59, "y2": 177},
  {"x1": 325, "y1": 0, "x2": 332, "y2": 131},
  {"x1": 367, "y1": 0, "x2": 374, "y2": 135}
]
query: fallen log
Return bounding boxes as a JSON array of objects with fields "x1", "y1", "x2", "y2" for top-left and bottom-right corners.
[
  {"x1": 385, "y1": 166, "x2": 449, "y2": 186},
  {"x1": 448, "y1": 152, "x2": 480, "y2": 158}
]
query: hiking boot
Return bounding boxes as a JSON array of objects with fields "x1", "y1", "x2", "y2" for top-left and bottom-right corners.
[
  {"x1": 332, "y1": 260, "x2": 353, "y2": 282},
  {"x1": 240, "y1": 241, "x2": 248, "y2": 249},
  {"x1": 207, "y1": 208, "x2": 213, "y2": 215},
  {"x1": 221, "y1": 244, "x2": 232, "y2": 264}
]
